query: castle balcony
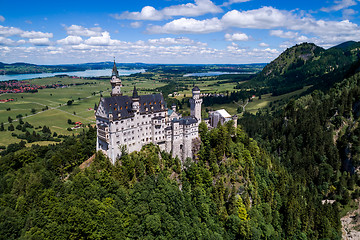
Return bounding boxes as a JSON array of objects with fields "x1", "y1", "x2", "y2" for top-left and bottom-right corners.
[{"x1": 98, "y1": 128, "x2": 109, "y2": 143}]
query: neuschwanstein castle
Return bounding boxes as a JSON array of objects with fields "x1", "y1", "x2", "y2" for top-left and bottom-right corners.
[{"x1": 95, "y1": 61, "x2": 237, "y2": 164}]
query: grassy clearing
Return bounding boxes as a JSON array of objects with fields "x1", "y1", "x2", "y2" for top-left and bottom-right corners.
[{"x1": 245, "y1": 86, "x2": 312, "y2": 114}]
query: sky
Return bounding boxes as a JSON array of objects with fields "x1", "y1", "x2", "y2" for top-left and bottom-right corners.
[{"x1": 1, "y1": 0, "x2": 360, "y2": 64}]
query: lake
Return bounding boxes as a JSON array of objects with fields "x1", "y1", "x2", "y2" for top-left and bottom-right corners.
[{"x1": 0, "y1": 68, "x2": 145, "y2": 82}]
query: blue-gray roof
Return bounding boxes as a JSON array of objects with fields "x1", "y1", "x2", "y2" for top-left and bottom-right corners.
[{"x1": 101, "y1": 93, "x2": 166, "y2": 120}]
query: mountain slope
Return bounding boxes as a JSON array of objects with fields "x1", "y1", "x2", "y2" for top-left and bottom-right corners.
[{"x1": 248, "y1": 42, "x2": 360, "y2": 95}]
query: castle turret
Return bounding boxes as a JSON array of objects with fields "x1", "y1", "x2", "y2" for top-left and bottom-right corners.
[
  {"x1": 132, "y1": 86, "x2": 140, "y2": 112},
  {"x1": 189, "y1": 86, "x2": 202, "y2": 121},
  {"x1": 232, "y1": 115, "x2": 238, "y2": 129},
  {"x1": 110, "y1": 60, "x2": 122, "y2": 97}
]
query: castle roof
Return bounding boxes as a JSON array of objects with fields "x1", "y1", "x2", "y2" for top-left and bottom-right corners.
[
  {"x1": 173, "y1": 116, "x2": 197, "y2": 125},
  {"x1": 99, "y1": 93, "x2": 165, "y2": 120},
  {"x1": 192, "y1": 86, "x2": 200, "y2": 91},
  {"x1": 215, "y1": 109, "x2": 231, "y2": 118}
]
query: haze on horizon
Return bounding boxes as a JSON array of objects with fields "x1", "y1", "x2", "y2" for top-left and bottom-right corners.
[{"x1": 1, "y1": 0, "x2": 360, "y2": 65}]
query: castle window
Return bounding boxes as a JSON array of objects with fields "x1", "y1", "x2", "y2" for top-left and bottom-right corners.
[
  {"x1": 115, "y1": 103, "x2": 117, "y2": 105},
  {"x1": 144, "y1": 103, "x2": 146, "y2": 106},
  {"x1": 126, "y1": 106, "x2": 128, "y2": 109},
  {"x1": 120, "y1": 107, "x2": 122, "y2": 110},
  {"x1": 154, "y1": 101, "x2": 156, "y2": 104}
]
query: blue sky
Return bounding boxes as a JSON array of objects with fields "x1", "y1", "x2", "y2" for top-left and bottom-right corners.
[{"x1": 1, "y1": 0, "x2": 360, "y2": 64}]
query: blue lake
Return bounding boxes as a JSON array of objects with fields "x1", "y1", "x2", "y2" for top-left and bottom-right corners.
[{"x1": 0, "y1": 68, "x2": 145, "y2": 81}]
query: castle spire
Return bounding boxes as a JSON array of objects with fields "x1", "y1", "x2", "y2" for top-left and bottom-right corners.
[
  {"x1": 132, "y1": 86, "x2": 139, "y2": 99},
  {"x1": 112, "y1": 58, "x2": 119, "y2": 77},
  {"x1": 110, "y1": 58, "x2": 122, "y2": 97}
]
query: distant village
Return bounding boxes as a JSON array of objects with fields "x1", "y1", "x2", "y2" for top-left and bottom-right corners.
[{"x1": 0, "y1": 77, "x2": 96, "y2": 95}]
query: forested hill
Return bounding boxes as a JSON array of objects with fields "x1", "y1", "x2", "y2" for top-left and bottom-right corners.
[
  {"x1": 0, "y1": 123, "x2": 341, "y2": 239},
  {"x1": 248, "y1": 41, "x2": 360, "y2": 95}
]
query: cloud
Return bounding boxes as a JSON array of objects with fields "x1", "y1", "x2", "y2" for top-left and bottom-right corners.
[
  {"x1": 0, "y1": 35, "x2": 281, "y2": 64},
  {"x1": 259, "y1": 42, "x2": 269, "y2": 47},
  {"x1": 57, "y1": 36, "x2": 83, "y2": 45},
  {"x1": 342, "y1": 8, "x2": 358, "y2": 18},
  {"x1": 320, "y1": 0, "x2": 357, "y2": 12},
  {"x1": 131, "y1": 22, "x2": 142, "y2": 28},
  {"x1": 222, "y1": 7, "x2": 293, "y2": 29},
  {"x1": 65, "y1": 25, "x2": 103, "y2": 37},
  {"x1": 113, "y1": 0, "x2": 222, "y2": 21},
  {"x1": 0, "y1": 25, "x2": 23, "y2": 37},
  {"x1": 270, "y1": 30, "x2": 299, "y2": 39},
  {"x1": 225, "y1": 32, "x2": 250, "y2": 41},
  {"x1": 0, "y1": 36, "x2": 16, "y2": 46},
  {"x1": 29, "y1": 38, "x2": 52, "y2": 46},
  {"x1": 0, "y1": 16, "x2": 5, "y2": 22},
  {"x1": 147, "y1": 37, "x2": 207, "y2": 46},
  {"x1": 148, "y1": 17, "x2": 223, "y2": 34},
  {"x1": 20, "y1": 31, "x2": 53, "y2": 38},
  {"x1": 84, "y1": 32, "x2": 121, "y2": 46},
  {"x1": 222, "y1": 0, "x2": 251, "y2": 7}
]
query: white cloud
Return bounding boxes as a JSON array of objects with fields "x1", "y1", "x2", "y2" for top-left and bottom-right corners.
[
  {"x1": 225, "y1": 32, "x2": 250, "y2": 41},
  {"x1": 259, "y1": 42, "x2": 269, "y2": 47},
  {"x1": 148, "y1": 17, "x2": 223, "y2": 34},
  {"x1": 162, "y1": 0, "x2": 222, "y2": 17},
  {"x1": 20, "y1": 31, "x2": 53, "y2": 38},
  {"x1": 222, "y1": 0, "x2": 251, "y2": 7},
  {"x1": 113, "y1": 0, "x2": 222, "y2": 21},
  {"x1": 147, "y1": 37, "x2": 206, "y2": 46},
  {"x1": 29, "y1": 38, "x2": 52, "y2": 46},
  {"x1": 0, "y1": 16, "x2": 5, "y2": 22},
  {"x1": 57, "y1": 36, "x2": 83, "y2": 45},
  {"x1": 0, "y1": 25, "x2": 23, "y2": 37},
  {"x1": 84, "y1": 32, "x2": 121, "y2": 46},
  {"x1": 0, "y1": 36, "x2": 15, "y2": 46},
  {"x1": 321, "y1": 0, "x2": 357, "y2": 12},
  {"x1": 222, "y1": 7, "x2": 293, "y2": 29},
  {"x1": 342, "y1": 8, "x2": 358, "y2": 17},
  {"x1": 116, "y1": 6, "x2": 163, "y2": 21},
  {"x1": 270, "y1": 30, "x2": 299, "y2": 39},
  {"x1": 130, "y1": 22, "x2": 142, "y2": 28},
  {"x1": 65, "y1": 25, "x2": 103, "y2": 37}
]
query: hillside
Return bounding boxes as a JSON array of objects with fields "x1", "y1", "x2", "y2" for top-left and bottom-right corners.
[
  {"x1": 247, "y1": 41, "x2": 360, "y2": 95},
  {"x1": 0, "y1": 121, "x2": 342, "y2": 239}
]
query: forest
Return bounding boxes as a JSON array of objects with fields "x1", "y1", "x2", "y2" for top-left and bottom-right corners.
[{"x1": 0, "y1": 122, "x2": 344, "y2": 239}]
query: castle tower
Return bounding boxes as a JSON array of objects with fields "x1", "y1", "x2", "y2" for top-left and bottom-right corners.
[
  {"x1": 189, "y1": 86, "x2": 202, "y2": 121},
  {"x1": 110, "y1": 60, "x2": 122, "y2": 97},
  {"x1": 132, "y1": 86, "x2": 140, "y2": 112}
]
